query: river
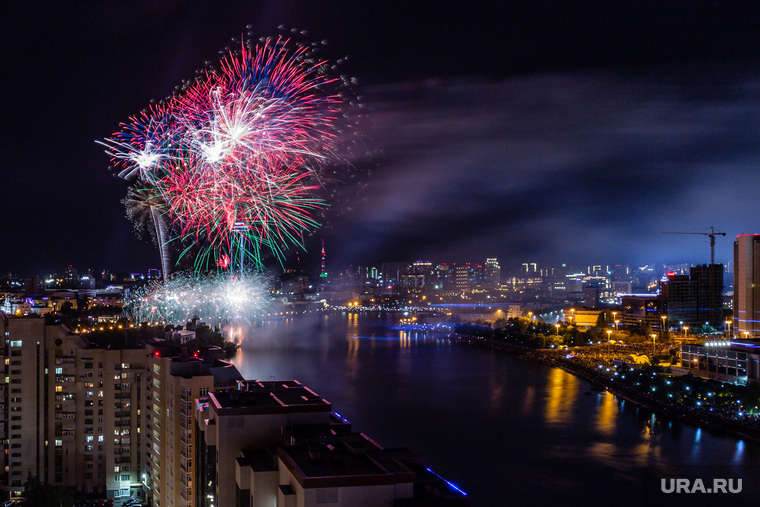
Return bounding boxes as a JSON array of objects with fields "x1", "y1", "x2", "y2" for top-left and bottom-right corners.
[{"x1": 230, "y1": 312, "x2": 760, "y2": 506}]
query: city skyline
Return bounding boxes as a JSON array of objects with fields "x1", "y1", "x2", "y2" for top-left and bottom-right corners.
[{"x1": 4, "y1": 2, "x2": 760, "y2": 275}]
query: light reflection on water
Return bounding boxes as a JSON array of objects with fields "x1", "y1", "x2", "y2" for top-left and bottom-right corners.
[{"x1": 230, "y1": 313, "x2": 760, "y2": 507}]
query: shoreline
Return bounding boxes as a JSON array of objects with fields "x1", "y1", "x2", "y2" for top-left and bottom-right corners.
[{"x1": 455, "y1": 335, "x2": 760, "y2": 445}]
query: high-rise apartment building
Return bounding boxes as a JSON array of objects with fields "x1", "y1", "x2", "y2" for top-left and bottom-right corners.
[
  {"x1": 195, "y1": 380, "x2": 469, "y2": 507},
  {"x1": 735, "y1": 235, "x2": 760, "y2": 337},
  {"x1": 48, "y1": 334, "x2": 146, "y2": 497},
  {"x1": 195, "y1": 380, "x2": 333, "y2": 507},
  {"x1": 0, "y1": 315, "x2": 52, "y2": 495},
  {"x1": 0, "y1": 314, "x2": 145, "y2": 500},
  {"x1": 144, "y1": 344, "x2": 242, "y2": 507}
]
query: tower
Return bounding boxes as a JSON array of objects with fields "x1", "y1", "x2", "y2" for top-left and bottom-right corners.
[
  {"x1": 320, "y1": 239, "x2": 327, "y2": 280},
  {"x1": 734, "y1": 234, "x2": 760, "y2": 338}
]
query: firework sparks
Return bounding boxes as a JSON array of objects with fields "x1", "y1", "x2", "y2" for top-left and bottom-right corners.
[
  {"x1": 124, "y1": 271, "x2": 272, "y2": 326},
  {"x1": 100, "y1": 33, "x2": 352, "y2": 271}
]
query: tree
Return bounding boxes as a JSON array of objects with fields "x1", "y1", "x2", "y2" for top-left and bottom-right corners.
[{"x1": 23, "y1": 473, "x2": 74, "y2": 507}]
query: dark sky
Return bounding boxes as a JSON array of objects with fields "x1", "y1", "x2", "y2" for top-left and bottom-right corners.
[{"x1": 4, "y1": 1, "x2": 760, "y2": 276}]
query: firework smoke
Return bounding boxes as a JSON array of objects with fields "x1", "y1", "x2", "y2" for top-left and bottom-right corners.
[{"x1": 124, "y1": 271, "x2": 272, "y2": 327}]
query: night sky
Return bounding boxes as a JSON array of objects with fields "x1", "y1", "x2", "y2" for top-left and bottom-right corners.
[{"x1": 4, "y1": 1, "x2": 760, "y2": 276}]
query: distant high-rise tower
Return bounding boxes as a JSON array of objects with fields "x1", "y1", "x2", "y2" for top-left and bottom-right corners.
[
  {"x1": 734, "y1": 235, "x2": 760, "y2": 337},
  {"x1": 320, "y1": 240, "x2": 327, "y2": 280},
  {"x1": 485, "y1": 258, "x2": 501, "y2": 286}
]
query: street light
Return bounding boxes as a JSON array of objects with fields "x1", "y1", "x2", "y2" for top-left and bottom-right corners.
[
  {"x1": 661, "y1": 314, "x2": 667, "y2": 341},
  {"x1": 725, "y1": 320, "x2": 732, "y2": 340}
]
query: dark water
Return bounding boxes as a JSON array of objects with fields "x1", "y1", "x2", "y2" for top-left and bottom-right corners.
[{"x1": 230, "y1": 313, "x2": 760, "y2": 507}]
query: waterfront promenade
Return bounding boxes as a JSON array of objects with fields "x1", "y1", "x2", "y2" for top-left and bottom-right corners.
[{"x1": 456, "y1": 335, "x2": 760, "y2": 443}]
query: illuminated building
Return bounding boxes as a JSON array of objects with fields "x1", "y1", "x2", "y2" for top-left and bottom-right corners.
[
  {"x1": 734, "y1": 234, "x2": 760, "y2": 337},
  {"x1": 658, "y1": 265, "x2": 723, "y2": 329},
  {"x1": 620, "y1": 294, "x2": 664, "y2": 329},
  {"x1": 195, "y1": 380, "x2": 469, "y2": 507},
  {"x1": 453, "y1": 264, "x2": 472, "y2": 291},
  {"x1": 0, "y1": 313, "x2": 145, "y2": 500},
  {"x1": 145, "y1": 344, "x2": 242, "y2": 507},
  {"x1": 681, "y1": 340, "x2": 760, "y2": 383},
  {"x1": 380, "y1": 262, "x2": 409, "y2": 286},
  {"x1": 484, "y1": 258, "x2": 500, "y2": 287},
  {"x1": 195, "y1": 380, "x2": 333, "y2": 507}
]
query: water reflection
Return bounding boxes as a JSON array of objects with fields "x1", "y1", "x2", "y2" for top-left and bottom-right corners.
[
  {"x1": 595, "y1": 392, "x2": 616, "y2": 436},
  {"x1": 734, "y1": 440, "x2": 745, "y2": 464},
  {"x1": 228, "y1": 314, "x2": 760, "y2": 507},
  {"x1": 544, "y1": 367, "x2": 579, "y2": 426},
  {"x1": 521, "y1": 385, "x2": 535, "y2": 415}
]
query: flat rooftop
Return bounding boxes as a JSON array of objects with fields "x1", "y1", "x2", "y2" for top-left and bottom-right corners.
[
  {"x1": 691, "y1": 340, "x2": 760, "y2": 354},
  {"x1": 277, "y1": 436, "x2": 417, "y2": 488},
  {"x1": 237, "y1": 448, "x2": 277, "y2": 472},
  {"x1": 209, "y1": 380, "x2": 331, "y2": 415}
]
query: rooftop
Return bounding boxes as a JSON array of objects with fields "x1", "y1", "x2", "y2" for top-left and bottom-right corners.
[
  {"x1": 277, "y1": 437, "x2": 416, "y2": 488},
  {"x1": 236, "y1": 448, "x2": 277, "y2": 473},
  {"x1": 209, "y1": 380, "x2": 331, "y2": 415}
]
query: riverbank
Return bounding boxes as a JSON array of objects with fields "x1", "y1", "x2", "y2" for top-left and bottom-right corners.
[{"x1": 455, "y1": 335, "x2": 760, "y2": 444}]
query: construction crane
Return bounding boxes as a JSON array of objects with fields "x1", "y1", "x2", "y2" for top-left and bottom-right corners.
[{"x1": 663, "y1": 226, "x2": 726, "y2": 265}]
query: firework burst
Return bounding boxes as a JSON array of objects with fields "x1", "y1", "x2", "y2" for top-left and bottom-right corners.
[
  {"x1": 100, "y1": 32, "x2": 354, "y2": 271},
  {"x1": 124, "y1": 271, "x2": 271, "y2": 326}
]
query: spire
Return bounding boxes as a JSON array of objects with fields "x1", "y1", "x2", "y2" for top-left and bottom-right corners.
[{"x1": 320, "y1": 240, "x2": 327, "y2": 279}]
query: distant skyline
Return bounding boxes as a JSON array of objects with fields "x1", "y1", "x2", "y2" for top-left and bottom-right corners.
[{"x1": 4, "y1": 1, "x2": 760, "y2": 276}]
